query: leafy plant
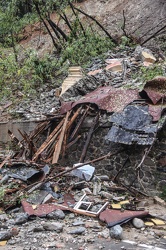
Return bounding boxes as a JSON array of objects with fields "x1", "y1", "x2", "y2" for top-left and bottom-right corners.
[
  {"x1": 0, "y1": 47, "x2": 60, "y2": 101},
  {"x1": 61, "y1": 29, "x2": 115, "y2": 66},
  {"x1": 133, "y1": 65, "x2": 165, "y2": 83}
]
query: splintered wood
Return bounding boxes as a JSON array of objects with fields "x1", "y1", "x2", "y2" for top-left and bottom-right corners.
[
  {"x1": 52, "y1": 111, "x2": 70, "y2": 164},
  {"x1": 5, "y1": 105, "x2": 104, "y2": 166},
  {"x1": 7, "y1": 107, "x2": 88, "y2": 165}
]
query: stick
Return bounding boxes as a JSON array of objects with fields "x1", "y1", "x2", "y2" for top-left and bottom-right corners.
[
  {"x1": 141, "y1": 24, "x2": 166, "y2": 45},
  {"x1": 79, "y1": 112, "x2": 99, "y2": 163},
  {"x1": 72, "y1": 5, "x2": 118, "y2": 45},
  {"x1": 69, "y1": 106, "x2": 90, "y2": 142},
  {"x1": 25, "y1": 150, "x2": 122, "y2": 192}
]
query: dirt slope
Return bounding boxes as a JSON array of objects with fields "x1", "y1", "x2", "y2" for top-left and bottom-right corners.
[
  {"x1": 20, "y1": 0, "x2": 166, "y2": 56},
  {"x1": 80, "y1": 0, "x2": 166, "y2": 40}
]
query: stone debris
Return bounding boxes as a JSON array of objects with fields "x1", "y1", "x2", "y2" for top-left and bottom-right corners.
[
  {"x1": 42, "y1": 222, "x2": 63, "y2": 232},
  {"x1": 141, "y1": 51, "x2": 156, "y2": 64},
  {"x1": 14, "y1": 213, "x2": 29, "y2": 225},
  {"x1": 105, "y1": 61, "x2": 123, "y2": 72},
  {"x1": 0, "y1": 45, "x2": 166, "y2": 250},
  {"x1": 132, "y1": 218, "x2": 145, "y2": 229},
  {"x1": 47, "y1": 209, "x2": 65, "y2": 220},
  {"x1": 69, "y1": 227, "x2": 86, "y2": 234},
  {"x1": 109, "y1": 225, "x2": 123, "y2": 240}
]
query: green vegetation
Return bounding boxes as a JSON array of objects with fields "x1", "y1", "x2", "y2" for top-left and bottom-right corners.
[
  {"x1": 133, "y1": 65, "x2": 165, "y2": 83},
  {"x1": 0, "y1": 0, "x2": 115, "y2": 101},
  {"x1": 61, "y1": 30, "x2": 114, "y2": 66}
]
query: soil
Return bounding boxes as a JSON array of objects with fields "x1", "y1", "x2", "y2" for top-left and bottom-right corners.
[{"x1": 19, "y1": 0, "x2": 166, "y2": 57}]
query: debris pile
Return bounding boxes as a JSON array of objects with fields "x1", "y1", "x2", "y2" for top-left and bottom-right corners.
[{"x1": 0, "y1": 46, "x2": 166, "y2": 248}]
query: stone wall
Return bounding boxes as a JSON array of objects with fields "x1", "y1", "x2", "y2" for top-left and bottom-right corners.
[{"x1": 60, "y1": 115, "x2": 166, "y2": 196}]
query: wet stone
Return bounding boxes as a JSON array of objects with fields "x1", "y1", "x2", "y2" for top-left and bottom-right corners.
[
  {"x1": 42, "y1": 222, "x2": 63, "y2": 232},
  {"x1": 69, "y1": 227, "x2": 86, "y2": 235},
  {"x1": 47, "y1": 209, "x2": 65, "y2": 220},
  {"x1": 14, "y1": 213, "x2": 29, "y2": 225},
  {"x1": 109, "y1": 225, "x2": 123, "y2": 240},
  {"x1": 72, "y1": 220, "x2": 85, "y2": 226},
  {"x1": 132, "y1": 218, "x2": 145, "y2": 229},
  {"x1": 0, "y1": 231, "x2": 13, "y2": 241}
]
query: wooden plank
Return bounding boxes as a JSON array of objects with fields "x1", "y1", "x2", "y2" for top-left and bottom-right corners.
[
  {"x1": 52, "y1": 112, "x2": 70, "y2": 164},
  {"x1": 32, "y1": 119, "x2": 64, "y2": 161}
]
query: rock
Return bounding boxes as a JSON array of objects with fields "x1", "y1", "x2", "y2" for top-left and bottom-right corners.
[
  {"x1": 88, "y1": 69, "x2": 102, "y2": 76},
  {"x1": 47, "y1": 209, "x2": 65, "y2": 220},
  {"x1": 69, "y1": 227, "x2": 85, "y2": 235},
  {"x1": 137, "y1": 200, "x2": 149, "y2": 207},
  {"x1": 93, "y1": 182, "x2": 101, "y2": 195},
  {"x1": 0, "y1": 231, "x2": 12, "y2": 241},
  {"x1": 0, "y1": 213, "x2": 8, "y2": 222},
  {"x1": 132, "y1": 218, "x2": 145, "y2": 229},
  {"x1": 85, "y1": 221, "x2": 101, "y2": 229},
  {"x1": 10, "y1": 227, "x2": 19, "y2": 236},
  {"x1": 141, "y1": 51, "x2": 156, "y2": 64},
  {"x1": 72, "y1": 220, "x2": 85, "y2": 226},
  {"x1": 143, "y1": 61, "x2": 153, "y2": 67},
  {"x1": 93, "y1": 175, "x2": 109, "y2": 181},
  {"x1": 33, "y1": 226, "x2": 44, "y2": 232},
  {"x1": 109, "y1": 225, "x2": 123, "y2": 240},
  {"x1": 82, "y1": 187, "x2": 92, "y2": 194},
  {"x1": 154, "y1": 196, "x2": 166, "y2": 207},
  {"x1": 100, "y1": 191, "x2": 113, "y2": 200},
  {"x1": 14, "y1": 213, "x2": 29, "y2": 225},
  {"x1": 105, "y1": 61, "x2": 123, "y2": 72},
  {"x1": 98, "y1": 229, "x2": 109, "y2": 238},
  {"x1": 42, "y1": 222, "x2": 63, "y2": 232}
]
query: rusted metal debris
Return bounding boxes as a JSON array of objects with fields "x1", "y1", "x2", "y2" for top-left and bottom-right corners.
[
  {"x1": 140, "y1": 76, "x2": 166, "y2": 104},
  {"x1": 99, "y1": 209, "x2": 149, "y2": 227},
  {"x1": 60, "y1": 86, "x2": 140, "y2": 114}
]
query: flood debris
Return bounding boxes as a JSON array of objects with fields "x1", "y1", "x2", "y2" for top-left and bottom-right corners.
[{"x1": 0, "y1": 47, "x2": 166, "y2": 247}]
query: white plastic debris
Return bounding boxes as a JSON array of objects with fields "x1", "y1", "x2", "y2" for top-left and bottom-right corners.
[{"x1": 71, "y1": 164, "x2": 95, "y2": 181}]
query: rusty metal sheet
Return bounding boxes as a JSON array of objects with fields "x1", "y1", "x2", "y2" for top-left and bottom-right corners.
[
  {"x1": 99, "y1": 209, "x2": 149, "y2": 227},
  {"x1": 21, "y1": 200, "x2": 71, "y2": 217},
  {"x1": 140, "y1": 76, "x2": 166, "y2": 105},
  {"x1": 148, "y1": 104, "x2": 166, "y2": 121},
  {"x1": 63, "y1": 193, "x2": 75, "y2": 206},
  {"x1": 60, "y1": 86, "x2": 139, "y2": 114}
]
